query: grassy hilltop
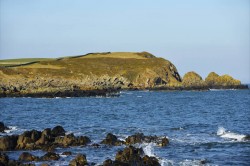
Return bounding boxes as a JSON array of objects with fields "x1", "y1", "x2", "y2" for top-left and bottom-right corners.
[{"x1": 0, "y1": 51, "x2": 245, "y2": 97}]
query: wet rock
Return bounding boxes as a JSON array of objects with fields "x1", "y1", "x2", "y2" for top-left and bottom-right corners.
[
  {"x1": 35, "y1": 128, "x2": 53, "y2": 145},
  {"x1": 0, "y1": 152, "x2": 9, "y2": 165},
  {"x1": 16, "y1": 130, "x2": 42, "y2": 150},
  {"x1": 69, "y1": 154, "x2": 88, "y2": 166},
  {"x1": 40, "y1": 152, "x2": 60, "y2": 161},
  {"x1": 0, "y1": 135, "x2": 18, "y2": 151},
  {"x1": 18, "y1": 152, "x2": 39, "y2": 161},
  {"x1": 62, "y1": 151, "x2": 72, "y2": 156},
  {"x1": 103, "y1": 159, "x2": 113, "y2": 166},
  {"x1": 158, "y1": 137, "x2": 169, "y2": 147},
  {"x1": 115, "y1": 146, "x2": 144, "y2": 164},
  {"x1": 41, "y1": 163, "x2": 49, "y2": 166},
  {"x1": 91, "y1": 143, "x2": 100, "y2": 148},
  {"x1": 101, "y1": 133, "x2": 124, "y2": 146},
  {"x1": 142, "y1": 155, "x2": 161, "y2": 166},
  {"x1": 0, "y1": 122, "x2": 9, "y2": 133},
  {"x1": 125, "y1": 133, "x2": 145, "y2": 144},
  {"x1": 243, "y1": 135, "x2": 250, "y2": 141},
  {"x1": 125, "y1": 133, "x2": 168, "y2": 146},
  {"x1": 51, "y1": 125, "x2": 65, "y2": 137},
  {"x1": 54, "y1": 133, "x2": 90, "y2": 147}
]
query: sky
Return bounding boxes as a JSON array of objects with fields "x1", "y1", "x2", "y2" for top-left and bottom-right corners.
[{"x1": 0, "y1": 0, "x2": 249, "y2": 83}]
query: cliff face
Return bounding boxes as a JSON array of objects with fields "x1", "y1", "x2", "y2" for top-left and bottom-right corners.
[{"x1": 0, "y1": 52, "x2": 182, "y2": 96}]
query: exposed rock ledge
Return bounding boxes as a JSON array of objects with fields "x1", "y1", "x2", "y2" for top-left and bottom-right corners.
[{"x1": 0, "y1": 52, "x2": 247, "y2": 97}]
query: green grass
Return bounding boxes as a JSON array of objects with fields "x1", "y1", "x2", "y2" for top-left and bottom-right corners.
[{"x1": 0, "y1": 58, "x2": 55, "y2": 67}]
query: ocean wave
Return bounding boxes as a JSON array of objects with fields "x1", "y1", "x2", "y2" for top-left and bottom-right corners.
[{"x1": 217, "y1": 127, "x2": 247, "y2": 141}]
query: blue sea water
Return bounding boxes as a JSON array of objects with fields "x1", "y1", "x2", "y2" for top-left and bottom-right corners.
[{"x1": 0, "y1": 89, "x2": 250, "y2": 166}]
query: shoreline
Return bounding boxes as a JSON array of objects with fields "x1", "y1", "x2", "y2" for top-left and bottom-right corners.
[{"x1": 0, "y1": 84, "x2": 248, "y2": 98}]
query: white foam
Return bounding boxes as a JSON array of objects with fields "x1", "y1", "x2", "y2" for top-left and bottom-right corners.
[
  {"x1": 179, "y1": 159, "x2": 206, "y2": 166},
  {"x1": 160, "y1": 159, "x2": 174, "y2": 166},
  {"x1": 4, "y1": 126, "x2": 18, "y2": 133},
  {"x1": 217, "y1": 127, "x2": 246, "y2": 141},
  {"x1": 142, "y1": 142, "x2": 156, "y2": 157}
]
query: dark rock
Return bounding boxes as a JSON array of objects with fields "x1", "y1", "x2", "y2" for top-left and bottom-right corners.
[
  {"x1": 125, "y1": 133, "x2": 145, "y2": 144},
  {"x1": 115, "y1": 146, "x2": 144, "y2": 164},
  {"x1": 101, "y1": 133, "x2": 124, "y2": 146},
  {"x1": 113, "y1": 146, "x2": 160, "y2": 166},
  {"x1": 54, "y1": 133, "x2": 90, "y2": 147},
  {"x1": 103, "y1": 159, "x2": 113, "y2": 166},
  {"x1": 243, "y1": 135, "x2": 250, "y2": 141},
  {"x1": 18, "y1": 152, "x2": 39, "y2": 161},
  {"x1": 125, "y1": 133, "x2": 169, "y2": 147},
  {"x1": 40, "y1": 152, "x2": 60, "y2": 161},
  {"x1": 69, "y1": 154, "x2": 88, "y2": 166},
  {"x1": 16, "y1": 129, "x2": 42, "y2": 150},
  {"x1": 0, "y1": 135, "x2": 18, "y2": 151},
  {"x1": 159, "y1": 137, "x2": 169, "y2": 147},
  {"x1": 142, "y1": 155, "x2": 160, "y2": 166},
  {"x1": 0, "y1": 153, "x2": 9, "y2": 165},
  {"x1": 0, "y1": 122, "x2": 9, "y2": 133},
  {"x1": 51, "y1": 126, "x2": 65, "y2": 137},
  {"x1": 91, "y1": 143, "x2": 100, "y2": 148},
  {"x1": 62, "y1": 151, "x2": 72, "y2": 156},
  {"x1": 35, "y1": 128, "x2": 53, "y2": 145}
]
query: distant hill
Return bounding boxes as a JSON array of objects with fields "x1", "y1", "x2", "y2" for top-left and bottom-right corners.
[{"x1": 0, "y1": 52, "x2": 247, "y2": 97}]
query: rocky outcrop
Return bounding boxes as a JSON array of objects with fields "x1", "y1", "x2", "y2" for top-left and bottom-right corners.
[
  {"x1": 69, "y1": 154, "x2": 88, "y2": 166},
  {"x1": 0, "y1": 126, "x2": 91, "y2": 151},
  {"x1": 181, "y1": 71, "x2": 247, "y2": 90},
  {"x1": 205, "y1": 72, "x2": 244, "y2": 89},
  {"x1": 182, "y1": 71, "x2": 205, "y2": 89},
  {"x1": 125, "y1": 133, "x2": 169, "y2": 147},
  {"x1": 103, "y1": 146, "x2": 160, "y2": 166},
  {"x1": 100, "y1": 133, "x2": 124, "y2": 146}
]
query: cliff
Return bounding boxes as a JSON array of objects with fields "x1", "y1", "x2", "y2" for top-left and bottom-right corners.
[{"x1": 0, "y1": 52, "x2": 247, "y2": 97}]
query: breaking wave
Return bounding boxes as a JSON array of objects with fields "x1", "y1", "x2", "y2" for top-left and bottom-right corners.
[{"x1": 217, "y1": 127, "x2": 247, "y2": 141}]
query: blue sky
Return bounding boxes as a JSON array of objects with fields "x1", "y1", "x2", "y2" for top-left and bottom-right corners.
[{"x1": 0, "y1": 0, "x2": 249, "y2": 83}]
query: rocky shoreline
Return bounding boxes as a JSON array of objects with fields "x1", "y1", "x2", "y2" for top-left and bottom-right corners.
[{"x1": 0, "y1": 123, "x2": 169, "y2": 166}]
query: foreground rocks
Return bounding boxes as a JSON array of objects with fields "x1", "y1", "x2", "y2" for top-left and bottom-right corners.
[{"x1": 0, "y1": 126, "x2": 91, "y2": 151}]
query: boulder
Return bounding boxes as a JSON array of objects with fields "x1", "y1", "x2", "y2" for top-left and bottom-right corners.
[
  {"x1": 142, "y1": 155, "x2": 161, "y2": 166},
  {"x1": 125, "y1": 133, "x2": 169, "y2": 147},
  {"x1": 0, "y1": 122, "x2": 9, "y2": 133},
  {"x1": 40, "y1": 152, "x2": 60, "y2": 161},
  {"x1": 101, "y1": 133, "x2": 124, "y2": 146},
  {"x1": 18, "y1": 152, "x2": 39, "y2": 161},
  {"x1": 114, "y1": 146, "x2": 160, "y2": 166},
  {"x1": 0, "y1": 135, "x2": 18, "y2": 151},
  {"x1": 69, "y1": 154, "x2": 88, "y2": 166},
  {"x1": 103, "y1": 159, "x2": 113, "y2": 166},
  {"x1": 35, "y1": 128, "x2": 54, "y2": 145},
  {"x1": 16, "y1": 130, "x2": 42, "y2": 150},
  {"x1": 115, "y1": 146, "x2": 144, "y2": 164},
  {"x1": 51, "y1": 126, "x2": 65, "y2": 137},
  {"x1": 54, "y1": 133, "x2": 90, "y2": 147}
]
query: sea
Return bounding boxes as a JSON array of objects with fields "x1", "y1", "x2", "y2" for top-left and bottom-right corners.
[{"x1": 0, "y1": 89, "x2": 250, "y2": 166}]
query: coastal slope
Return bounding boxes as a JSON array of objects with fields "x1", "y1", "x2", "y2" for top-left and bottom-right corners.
[{"x1": 0, "y1": 52, "x2": 246, "y2": 97}]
